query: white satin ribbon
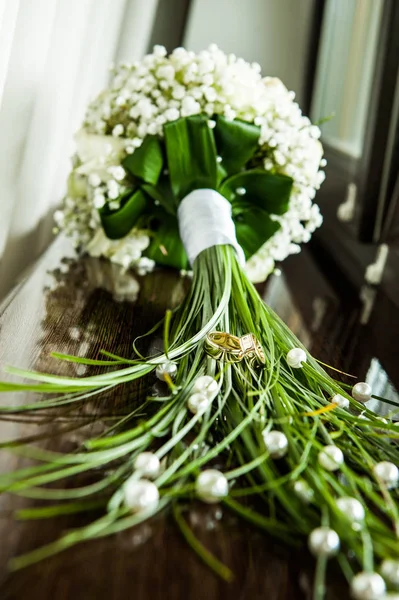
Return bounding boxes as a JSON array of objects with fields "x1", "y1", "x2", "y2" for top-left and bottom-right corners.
[{"x1": 177, "y1": 189, "x2": 245, "y2": 267}]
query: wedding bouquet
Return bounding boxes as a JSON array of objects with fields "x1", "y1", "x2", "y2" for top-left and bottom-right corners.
[
  {"x1": 55, "y1": 43, "x2": 324, "y2": 283},
  {"x1": 1, "y1": 46, "x2": 398, "y2": 600}
]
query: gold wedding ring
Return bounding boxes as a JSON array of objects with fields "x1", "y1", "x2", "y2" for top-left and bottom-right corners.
[
  {"x1": 204, "y1": 332, "x2": 243, "y2": 363},
  {"x1": 204, "y1": 331, "x2": 265, "y2": 367},
  {"x1": 240, "y1": 333, "x2": 266, "y2": 367}
]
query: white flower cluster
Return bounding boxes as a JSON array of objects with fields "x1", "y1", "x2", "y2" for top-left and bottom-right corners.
[{"x1": 56, "y1": 44, "x2": 325, "y2": 281}]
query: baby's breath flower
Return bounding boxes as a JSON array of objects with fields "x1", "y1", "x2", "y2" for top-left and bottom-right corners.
[
  {"x1": 93, "y1": 194, "x2": 106, "y2": 209},
  {"x1": 112, "y1": 124, "x2": 124, "y2": 137},
  {"x1": 108, "y1": 166, "x2": 126, "y2": 181}
]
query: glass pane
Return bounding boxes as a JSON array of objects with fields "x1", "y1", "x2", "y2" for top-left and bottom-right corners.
[{"x1": 311, "y1": 0, "x2": 384, "y2": 158}]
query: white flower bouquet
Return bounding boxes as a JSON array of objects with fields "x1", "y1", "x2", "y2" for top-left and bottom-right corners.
[
  {"x1": 1, "y1": 46, "x2": 398, "y2": 600},
  {"x1": 55, "y1": 44, "x2": 324, "y2": 282}
]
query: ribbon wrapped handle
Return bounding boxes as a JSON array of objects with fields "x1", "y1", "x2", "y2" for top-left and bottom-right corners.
[{"x1": 97, "y1": 115, "x2": 293, "y2": 269}]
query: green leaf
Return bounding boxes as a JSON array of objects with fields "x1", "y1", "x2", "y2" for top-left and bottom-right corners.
[
  {"x1": 164, "y1": 116, "x2": 217, "y2": 200},
  {"x1": 214, "y1": 116, "x2": 260, "y2": 175},
  {"x1": 233, "y1": 204, "x2": 280, "y2": 258},
  {"x1": 100, "y1": 189, "x2": 149, "y2": 239},
  {"x1": 220, "y1": 169, "x2": 293, "y2": 216},
  {"x1": 122, "y1": 136, "x2": 163, "y2": 185},
  {"x1": 216, "y1": 162, "x2": 228, "y2": 187},
  {"x1": 144, "y1": 212, "x2": 189, "y2": 270},
  {"x1": 142, "y1": 176, "x2": 177, "y2": 216}
]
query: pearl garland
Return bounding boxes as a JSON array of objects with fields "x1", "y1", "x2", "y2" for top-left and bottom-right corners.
[
  {"x1": 336, "y1": 496, "x2": 365, "y2": 524},
  {"x1": 331, "y1": 393, "x2": 350, "y2": 409},
  {"x1": 373, "y1": 461, "x2": 399, "y2": 489},
  {"x1": 192, "y1": 375, "x2": 219, "y2": 399},
  {"x1": 262, "y1": 430, "x2": 289, "y2": 458},
  {"x1": 196, "y1": 469, "x2": 228, "y2": 503},
  {"x1": 187, "y1": 392, "x2": 211, "y2": 415},
  {"x1": 293, "y1": 479, "x2": 314, "y2": 503},
  {"x1": 352, "y1": 382, "x2": 372, "y2": 403},
  {"x1": 133, "y1": 452, "x2": 161, "y2": 479},
  {"x1": 155, "y1": 361, "x2": 178, "y2": 381},
  {"x1": 318, "y1": 445, "x2": 344, "y2": 471},
  {"x1": 350, "y1": 572, "x2": 386, "y2": 600},
  {"x1": 380, "y1": 559, "x2": 399, "y2": 588},
  {"x1": 308, "y1": 527, "x2": 340, "y2": 557},
  {"x1": 286, "y1": 347, "x2": 307, "y2": 368},
  {"x1": 124, "y1": 478, "x2": 159, "y2": 513}
]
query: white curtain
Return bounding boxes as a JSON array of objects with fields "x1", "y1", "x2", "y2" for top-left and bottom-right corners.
[{"x1": 0, "y1": 0, "x2": 159, "y2": 300}]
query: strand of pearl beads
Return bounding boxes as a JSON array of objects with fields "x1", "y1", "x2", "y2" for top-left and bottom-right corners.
[
  {"x1": 373, "y1": 461, "x2": 399, "y2": 489},
  {"x1": 293, "y1": 479, "x2": 314, "y2": 503},
  {"x1": 192, "y1": 375, "x2": 219, "y2": 399},
  {"x1": 286, "y1": 347, "x2": 307, "y2": 368},
  {"x1": 318, "y1": 445, "x2": 344, "y2": 471},
  {"x1": 156, "y1": 361, "x2": 178, "y2": 381},
  {"x1": 133, "y1": 452, "x2": 161, "y2": 479},
  {"x1": 336, "y1": 496, "x2": 365, "y2": 528},
  {"x1": 380, "y1": 558, "x2": 399, "y2": 588},
  {"x1": 350, "y1": 571, "x2": 386, "y2": 600},
  {"x1": 308, "y1": 527, "x2": 340, "y2": 557},
  {"x1": 352, "y1": 382, "x2": 372, "y2": 403},
  {"x1": 330, "y1": 393, "x2": 350, "y2": 409},
  {"x1": 124, "y1": 478, "x2": 159, "y2": 513},
  {"x1": 262, "y1": 429, "x2": 289, "y2": 458},
  {"x1": 196, "y1": 469, "x2": 228, "y2": 503},
  {"x1": 188, "y1": 375, "x2": 218, "y2": 415}
]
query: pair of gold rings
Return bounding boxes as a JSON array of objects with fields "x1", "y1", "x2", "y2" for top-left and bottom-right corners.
[{"x1": 204, "y1": 331, "x2": 265, "y2": 367}]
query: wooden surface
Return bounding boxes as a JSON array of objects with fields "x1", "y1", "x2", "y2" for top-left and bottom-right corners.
[{"x1": 0, "y1": 236, "x2": 397, "y2": 600}]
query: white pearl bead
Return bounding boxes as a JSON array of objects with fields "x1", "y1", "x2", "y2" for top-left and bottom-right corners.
[
  {"x1": 373, "y1": 461, "x2": 399, "y2": 489},
  {"x1": 318, "y1": 445, "x2": 344, "y2": 471},
  {"x1": 358, "y1": 411, "x2": 370, "y2": 422},
  {"x1": 351, "y1": 572, "x2": 386, "y2": 600},
  {"x1": 196, "y1": 469, "x2": 228, "y2": 503},
  {"x1": 380, "y1": 559, "x2": 399, "y2": 587},
  {"x1": 336, "y1": 496, "x2": 365, "y2": 523},
  {"x1": 192, "y1": 375, "x2": 219, "y2": 400},
  {"x1": 286, "y1": 347, "x2": 307, "y2": 368},
  {"x1": 352, "y1": 382, "x2": 372, "y2": 403},
  {"x1": 308, "y1": 527, "x2": 340, "y2": 557},
  {"x1": 188, "y1": 392, "x2": 211, "y2": 415},
  {"x1": 235, "y1": 186, "x2": 246, "y2": 196},
  {"x1": 293, "y1": 479, "x2": 314, "y2": 503},
  {"x1": 156, "y1": 361, "x2": 178, "y2": 381},
  {"x1": 331, "y1": 393, "x2": 350, "y2": 409},
  {"x1": 124, "y1": 479, "x2": 159, "y2": 513},
  {"x1": 133, "y1": 452, "x2": 161, "y2": 479},
  {"x1": 262, "y1": 430, "x2": 289, "y2": 458}
]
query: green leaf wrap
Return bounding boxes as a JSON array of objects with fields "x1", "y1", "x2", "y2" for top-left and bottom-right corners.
[
  {"x1": 164, "y1": 115, "x2": 217, "y2": 199},
  {"x1": 122, "y1": 135, "x2": 163, "y2": 186},
  {"x1": 213, "y1": 116, "x2": 260, "y2": 175},
  {"x1": 220, "y1": 169, "x2": 292, "y2": 216},
  {"x1": 145, "y1": 212, "x2": 189, "y2": 270},
  {"x1": 96, "y1": 115, "x2": 294, "y2": 269},
  {"x1": 100, "y1": 189, "x2": 148, "y2": 239},
  {"x1": 233, "y1": 206, "x2": 280, "y2": 259}
]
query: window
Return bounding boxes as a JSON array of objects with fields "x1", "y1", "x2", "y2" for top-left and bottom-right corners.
[{"x1": 308, "y1": 0, "x2": 399, "y2": 297}]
